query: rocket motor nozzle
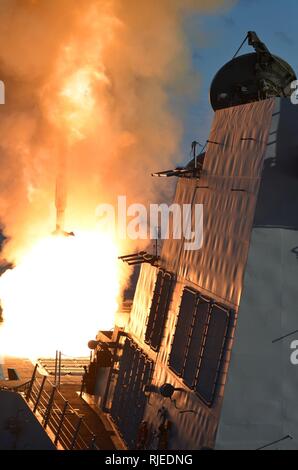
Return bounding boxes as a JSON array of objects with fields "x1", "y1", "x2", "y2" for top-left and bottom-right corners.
[{"x1": 52, "y1": 225, "x2": 75, "y2": 237}]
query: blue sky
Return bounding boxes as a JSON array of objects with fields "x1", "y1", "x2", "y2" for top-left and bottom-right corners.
[{"x1": 180, "y1": 0, "x2": 298, "y2": 163}]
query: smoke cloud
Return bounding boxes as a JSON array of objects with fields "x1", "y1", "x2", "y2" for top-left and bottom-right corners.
[{"x1": 0, "y1": 0, "x2": 233, "y2": 262}]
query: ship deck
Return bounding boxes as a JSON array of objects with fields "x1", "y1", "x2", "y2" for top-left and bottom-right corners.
[{"x1": 0, "y1": 356, "x2": 119, "y2": 450}]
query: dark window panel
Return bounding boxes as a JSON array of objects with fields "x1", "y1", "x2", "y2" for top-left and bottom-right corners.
[
  {"x1": 195, "y1": 305, "x2": 229, "y2": 405},
  {"x1": 121, "y1": 350, "x2": 144, "y2": 436},
  {"x1": 169, "y1": 289, "x2": 197, "y2": 376},
  {"x1": 111, "y1": 338, "x2": 134, "y2": 420},
  {"x1": 120, "y1": 345, "x2": 139, "y2": 428},
  {"x1": 111, "y1": 339, "x2": 153, "y2": 449},
  {"x1": 145, "y1": 270, "x2": 163, "y2": 344},
  {"x1": 183, "y1": 297, "x2": 210, "y2": 388},
  {"x1": 150, "y1": 273, "x2": 173, "y2": 350}
]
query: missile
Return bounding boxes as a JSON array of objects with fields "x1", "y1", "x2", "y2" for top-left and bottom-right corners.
[
  {"x1": 52, "y1": 225, "x2": 75, "y2": 237},
  {"x1": 52, "y1": 154, "x2": 75, "y2": 237}
]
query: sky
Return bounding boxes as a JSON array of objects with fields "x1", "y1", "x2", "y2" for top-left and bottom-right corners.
[{"x1": 180, "y1": 0, "x2": 298, "y2": 163}]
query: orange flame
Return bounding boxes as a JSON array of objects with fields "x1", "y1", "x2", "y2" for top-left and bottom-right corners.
[
  {"x1": 0, "y1": 0, "x2": 229, "y2": 357},
  {"x1": 0, "y1": 231, "x2": 120, "y2": 358}
]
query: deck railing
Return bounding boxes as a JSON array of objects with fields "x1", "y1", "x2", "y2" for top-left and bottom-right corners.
[{"x1": 26, "y1": 364, "x2": 98, "y2": 450}]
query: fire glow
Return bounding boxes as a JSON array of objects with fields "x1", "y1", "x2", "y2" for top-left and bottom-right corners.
[
  {"x1": 0, "y1": 0, "x2": 224, "y2": 358},
  {"x1": 0, "y1": 4, "x2": 122, "y2": 358},
  {"x1": 0, "y1": 232, "x2": 120, "y2": 358}
]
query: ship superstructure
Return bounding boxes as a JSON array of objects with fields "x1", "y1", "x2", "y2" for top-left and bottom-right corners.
[{"x1": 82, "y1": 32, "x2": 298, "y2": 450}]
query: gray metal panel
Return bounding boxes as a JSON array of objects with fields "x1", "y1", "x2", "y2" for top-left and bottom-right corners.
[
  {"x1": 161, "y1": 99, "x2": 275, "y2": 306},
  {"x1": 127, "y1": 99, "x2": 276, "y2": 449},
  {"x1": 0, "y1": 391, "x2": 55, "y2": 450},
  {"x1": 216, "y1": 98, "x2": 298, "y2": 449}
]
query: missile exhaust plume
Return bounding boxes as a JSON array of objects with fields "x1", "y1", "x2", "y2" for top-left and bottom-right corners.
[{"x1": 0, "y1": 0, "x2": 233, "y2": 357}]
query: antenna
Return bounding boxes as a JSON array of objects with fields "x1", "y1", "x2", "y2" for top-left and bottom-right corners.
[
  {"x1": 191, "y1": 141, "x2": 198, "y2": 169},
  {"x1": 210, "y1": 31, "x2": 296, "y2": 111},
  {"x1": 154, "y1": 225, "x2": 161, "y2": 259}
]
